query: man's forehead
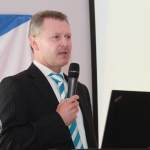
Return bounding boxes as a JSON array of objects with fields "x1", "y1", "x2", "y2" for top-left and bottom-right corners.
[
  {"x1": 43, "y1": 18, "x2": 69, "y2": 26},
  {"x1": 41, "y1": 18, "x2": 71, "y2": 33}
]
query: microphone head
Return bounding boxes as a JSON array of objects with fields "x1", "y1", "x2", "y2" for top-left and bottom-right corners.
[{"x1": 68, "y1": 63, "x2": 80, "y2": 78}]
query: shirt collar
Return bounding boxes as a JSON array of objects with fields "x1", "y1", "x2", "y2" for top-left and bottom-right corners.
[{"x1": 33, "y1": 60, "x2": 64, "y2": 77}]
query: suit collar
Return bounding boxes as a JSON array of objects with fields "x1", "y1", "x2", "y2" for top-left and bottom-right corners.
[{"x1": 63, "y1": 74, "x2": 68, "y2": 82}]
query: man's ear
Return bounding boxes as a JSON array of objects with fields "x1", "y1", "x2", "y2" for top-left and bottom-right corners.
[{"x1": 29, "y1": 36, "x2": 39, "y2": 51}]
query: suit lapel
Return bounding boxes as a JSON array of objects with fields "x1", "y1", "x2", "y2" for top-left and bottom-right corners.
[
  {"x1": 27, "y1": 63, "x2": 59, "y2": 110},
  {"x1": 76, "y1": 86, "x2": 87, "y2": 122}
]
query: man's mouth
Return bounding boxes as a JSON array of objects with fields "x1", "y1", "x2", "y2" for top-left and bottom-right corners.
[{"x1": 59, "y1": 52, "x2": 67, "y2": 55}]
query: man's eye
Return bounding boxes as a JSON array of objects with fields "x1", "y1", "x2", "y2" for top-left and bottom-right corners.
[
  {"x1": 66, "y1": 36, "x2": 71, "y2": 39},
  {"x1": 53, "y1": 36, "x2": 59, "y2": 39},
  {"x1": 52, "y1": 36, "x2": 61, "y2": 40}
]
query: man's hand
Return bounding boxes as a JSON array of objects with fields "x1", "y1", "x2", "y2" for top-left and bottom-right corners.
[{"x1": 56, "y1": 95, "x2": 79, "y2": 126}]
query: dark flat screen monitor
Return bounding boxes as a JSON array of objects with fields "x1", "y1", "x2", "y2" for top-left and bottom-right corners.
[{"x1": 102, "y1": 90, "x2": 150, "y2": 148}]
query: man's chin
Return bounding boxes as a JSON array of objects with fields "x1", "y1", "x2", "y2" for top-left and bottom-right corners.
[{"x1": 59, "y1": 60, "x2": 69, "y2": 67}]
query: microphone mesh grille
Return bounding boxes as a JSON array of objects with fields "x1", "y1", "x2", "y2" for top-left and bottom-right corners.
[{"x1": 68, "y1": 63, "x2": 79, "y2": 78}]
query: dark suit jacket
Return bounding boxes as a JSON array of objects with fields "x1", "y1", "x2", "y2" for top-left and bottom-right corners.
[{"x1": 0, "y1": 63, "x2": 97, "y2": 150}]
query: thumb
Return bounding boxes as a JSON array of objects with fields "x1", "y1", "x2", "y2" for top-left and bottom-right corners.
[{"x1": 58, "y1": 99, "x2": 67, "y2": 106}]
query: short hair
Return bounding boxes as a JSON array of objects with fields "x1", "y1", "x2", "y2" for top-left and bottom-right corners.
[{"x1": 28, "y1": 10, "x2": 69, "y2": 52}]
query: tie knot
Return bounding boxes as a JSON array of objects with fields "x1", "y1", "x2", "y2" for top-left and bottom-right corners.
[
  {"x1": 49, "y1": 73, "x2": 67, "y2": 99},
  {"x1": 49, "y1": 73, "x2": 64, "y2": 84}
]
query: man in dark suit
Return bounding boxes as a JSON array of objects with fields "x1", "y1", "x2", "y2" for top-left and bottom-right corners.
[{"x1": 0, "y1": 10, "x2": 97, "y2": 150}]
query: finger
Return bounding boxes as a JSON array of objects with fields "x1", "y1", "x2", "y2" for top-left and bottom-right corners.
[
  {"x1": 72, "y1": 100, "x2": 79, "y2": 107},
  {"x1": 73, "y1": 107, "x2": 79, "y2": 113},
  {"x1": 66, "y1": 99, "x2": 79, "y2": 107},
  {"x1": 68, "y1": 95, "x2": 79, "y2": 103},
  {"x1": 58, "y1": 99, "x2": 67, "y2": 106}
]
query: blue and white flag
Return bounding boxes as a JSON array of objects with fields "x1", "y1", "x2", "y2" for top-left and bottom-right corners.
[{"x1": 0, "y1": 15, "x2": 33, "y2": 81}]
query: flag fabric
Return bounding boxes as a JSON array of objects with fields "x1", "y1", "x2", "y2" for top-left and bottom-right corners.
[{"x1": 0, "y1": 15, "x2": 33, "y2": 81}]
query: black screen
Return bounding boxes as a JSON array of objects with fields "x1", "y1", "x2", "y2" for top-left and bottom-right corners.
[{"x1": 102, "y1": 90, "x2": 150, "y2": 148}]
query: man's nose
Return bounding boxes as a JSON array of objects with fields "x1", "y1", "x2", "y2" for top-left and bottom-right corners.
[{"x1": 60, "y1": 37, "x2": 68, "y2": 47}]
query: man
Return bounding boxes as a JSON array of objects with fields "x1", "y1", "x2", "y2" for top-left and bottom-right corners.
[{"x1": 0, "y1": 10, "x2": 97, "y2": 150}]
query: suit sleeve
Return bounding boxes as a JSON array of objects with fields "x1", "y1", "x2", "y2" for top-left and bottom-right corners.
[{"x1": 0, "y1": 77, "x2": 71, "y2": 150}]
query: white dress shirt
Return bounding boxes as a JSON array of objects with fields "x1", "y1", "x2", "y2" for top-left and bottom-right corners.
[{"x1": 33, "y1": 60, "x2": 88, "y2": 148}]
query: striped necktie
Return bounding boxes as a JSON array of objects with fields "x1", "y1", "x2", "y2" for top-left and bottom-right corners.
[{"x1": 49, "y1": 73, "x2": 84, "y2": 149}]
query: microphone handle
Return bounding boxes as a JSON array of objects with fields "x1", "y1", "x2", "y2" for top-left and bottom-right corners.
[{"x1": 68, "y1": 78, "x2": 77, "y2": 98}]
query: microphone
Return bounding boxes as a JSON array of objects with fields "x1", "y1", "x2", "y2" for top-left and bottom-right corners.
[{"x1": 68, "y1": 63, "x2": 80, "y2": 98}]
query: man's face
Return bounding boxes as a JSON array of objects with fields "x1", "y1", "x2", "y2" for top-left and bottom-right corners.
[{"x1": 32, "y1": 18, "x2": 72, "y2": 72}]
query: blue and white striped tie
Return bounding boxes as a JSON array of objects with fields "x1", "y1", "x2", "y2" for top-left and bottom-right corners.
[{"x1": 49, "y1": 73, "x2": 84, "y2": 149}]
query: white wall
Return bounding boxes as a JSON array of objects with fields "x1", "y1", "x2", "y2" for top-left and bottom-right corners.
[
  {"x1": 95, "y1": 0, "x2": 150, "y2": 147},
  {"x1": 0, "y1": 0, "x2": 93, "y2": 101}
]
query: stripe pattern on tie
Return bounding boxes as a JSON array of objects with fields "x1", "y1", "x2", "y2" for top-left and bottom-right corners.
[
  {"x1": 49, "y1": 73, "x2": 84, "y2": 149},
  {"x1": 50, "y1": 73, "x2": 67, "y2": 99}
]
